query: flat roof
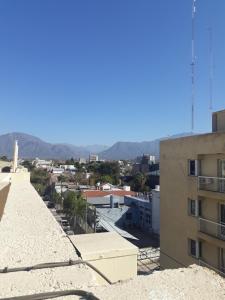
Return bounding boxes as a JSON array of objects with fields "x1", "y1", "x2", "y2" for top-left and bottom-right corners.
[{"x1": 70, "y1": 232, "x2": 138, "y2": 260}]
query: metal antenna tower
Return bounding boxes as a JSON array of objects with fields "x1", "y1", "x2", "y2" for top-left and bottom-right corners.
[
  {"x1": 191, "y1": 0, "x2": 197, "y2": 132},
  {"x1": 208, "y1": 27, "x2": 214, "y2": 111}
]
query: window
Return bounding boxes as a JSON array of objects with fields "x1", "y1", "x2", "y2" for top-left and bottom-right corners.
[
  {"x1": 145, "y1": 214, "x2": 151, "y2": 225},
  {"x1": 190, "y1": 239, "x2": 196, "y2": 256},
  {"x1": 188, "y1": 239, "x2": 202, "y2": 258},
  {"x1": 188, "y1": 199, "x2": 202, "y2": 217},
  {"x1": 189, "y1": 199, "x2": 196, "y2": 216},
  {"x1": 198, "y1": 200, "x2": 202, "y2": 216},
  {"x1": 188, "y1": 160, "x2": 200, "y2": 176},
  {"x1": 126, "y1": 212, "x2": 132, "y2": 220}
]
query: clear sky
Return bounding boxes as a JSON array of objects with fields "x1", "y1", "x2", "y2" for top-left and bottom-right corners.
[{"x1": 0, "y1": 0, "x2": 225, "y2": 146}]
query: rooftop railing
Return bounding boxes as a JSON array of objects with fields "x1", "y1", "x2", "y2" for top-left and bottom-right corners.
[
  {"x1": 199, "y1": 217, "x2": 225, "y2": 241},
  {"x1": 198, "y1": 176, "x2": 225, "y2": 193}
]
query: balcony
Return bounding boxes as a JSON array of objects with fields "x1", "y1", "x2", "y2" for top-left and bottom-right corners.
[
  {"x1": 198, "y1": 176, "x2": 225, "y2": 193},
  {"x1": 199, "y1": 217, "x2": 225, "y2": 241}
]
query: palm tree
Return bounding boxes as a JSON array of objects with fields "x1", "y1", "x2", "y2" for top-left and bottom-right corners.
[
  {"x1": 63, "y1": 191, "x2": 86, "y2": 230},
  {"x1": 58, "y1": 175, "x2": 66, "y2": 208}
]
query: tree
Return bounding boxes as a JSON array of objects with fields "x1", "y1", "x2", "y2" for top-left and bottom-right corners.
[
  {"x1": 51, "y1": 190, "x2": 61, "y2": 205},
  {"x1": 131, "y1": 172, "x2": 147, "y2": 192},
  {"x1": 87, "y1": 162, "x2": 120, "y2": 185},
  {"x1": 63, "y1": 191, "x2": 86, "y2": 219},
  {"x1": 31, "y1": 169, "x2": 49, "y2": 196},
  {"x1": 22, "y1": 160, "x2": 34, "y2": 171},
  {"x1": 65, "y1": 157, "x2": 75, "y2": 165},
  {"x1": 0, "y1": 156, "x2": 8, "y2": 161}
]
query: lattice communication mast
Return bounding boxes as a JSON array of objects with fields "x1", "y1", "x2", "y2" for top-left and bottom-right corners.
[
  {"x1": 191, "y1": 0, "x2": 197, "y2": 132},
  {"x1": 208, "y1": 27, "x2": 214, "y2": 111}
]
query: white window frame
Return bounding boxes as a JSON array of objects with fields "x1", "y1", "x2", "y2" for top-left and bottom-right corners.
[
  {"x1": 188, "y1": 199, "x2": 201, "y2": 217},
  {"x1": 188, "y1": 239, "x2": 201, "y2": 259},
  {"x1": 188, "y1": 159, "x2": 200, "y2": 176}
]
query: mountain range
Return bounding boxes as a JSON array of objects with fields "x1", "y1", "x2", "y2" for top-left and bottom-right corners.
[
  {"x1": 0, "y1": 132, "x2": 193, "y2": 160},
  {"x1": 99, "y1": 133, "x2": 194, "y2": 160}
]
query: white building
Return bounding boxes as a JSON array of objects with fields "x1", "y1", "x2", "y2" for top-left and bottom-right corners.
[
  {"x1": 33, "y1": 158, "x2": 52, "y2": 169},
  {"x1": 60, "y1": 165, "x2": 76, "y2": 172},
  {"x1": 151, "y1": 185, "x2": 160, "y2": 236},
  {"x1": 89, "y1": 154, "x2": 99, "y2": 163},
  {"x1": 79, "y1": 158, "x2": 87, "y2": 164},
  {"x1": 51, "y1": 167, "x2": 64, "y2": 174}
]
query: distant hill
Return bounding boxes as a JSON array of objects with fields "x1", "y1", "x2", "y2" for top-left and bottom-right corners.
[
  {"x1": 84, "y1": 144, "x2": 109, "y2": 153},
  {"x1": 0, "y1": 133, "x2": 91, "y2": 159},
  {"x1": 99, "y1": 133, "x2": 194, "y2": 160},
  {"x1": 0, "y1": 132, "x2": 194, "y2": 160}
]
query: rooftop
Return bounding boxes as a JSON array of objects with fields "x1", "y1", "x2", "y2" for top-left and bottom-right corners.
[
  {"x1": 83, "y1": 190, "x2": 136, "y2": 198},
  {"x1": 0, "y1": 173, "x2": 78, "y2": 268},
  {"x1": 0, "y1": 173, "x2": 225, "y2": 299}
]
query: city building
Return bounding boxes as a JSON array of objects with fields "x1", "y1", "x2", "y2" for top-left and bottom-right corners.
[
  {"x1": 60, "y1": 164, "x2": 76, "y2": 173},
  {"x1": 33, "y1": 157, "x2": 52, "y2": 169},
  {"x1": 124, "y1": 186, "x2": 160, "y2": 237},
  {"x1": 51, "y1": 167, "x2": 64, "y2": 174},
  {"x1": 0, "y1": 143, "x2": 225, "y2": 298},
  {"x1": 79, "y1": 157, "x2": 87, "y2": 164},
  {"x1": 89, "y1": 154, "x2": 99, "y2": 163},
  {"x1": 83, "y1": 190, "x2": 136, "y2": 208},
  {"x1": 160, "y1": 109, "x2": 225, "y2": 274}
]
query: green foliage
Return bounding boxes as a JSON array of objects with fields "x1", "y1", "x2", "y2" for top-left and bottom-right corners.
[
  {"x1": 52, "y1": 190, "x2": 61, "y2": 204},
  {"x1": 0, "y1": 156, "x2": 8, "y2": 161},
  {"x1": 87, "y1": 162, "x2": 120, "y2": 185},
  {"x1": 58, "y1": 174, "x2": 66, "y2": 183},
  {"x1": 65, "y1": 157, "x2": 75, "y2": 165},
  {"x1": 32, "y1": 183, "x2": 45, "y2": 196},
  {"x1": 31, "y1": 169, "x2": 49, "y2": 196},
  {"x1": 22, "y1": 160, "x2": 34, "y2": 171},
  {"x1": 131, "y1": 172, "x2": 147, "y2": 192},
  {"x1": 63, "y1": 191, "x2": 86, "y2": 218}
]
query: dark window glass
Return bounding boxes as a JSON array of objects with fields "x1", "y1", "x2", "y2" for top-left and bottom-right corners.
[
  {"x1": 190, "y1": 239, "x2": 196, "y2": 256},
  {"x1": 198, "y1": 200, "x2": 202, "y2": 217},
  {"x1": 190, "y1": 200, "x2": 196, "y2": 215},
  {"x1": 199, "y1": 241, "x2": 202, "y2": 258},
  {"x1": 189, "y1": 160, "x2": 196, "y2": 176}
]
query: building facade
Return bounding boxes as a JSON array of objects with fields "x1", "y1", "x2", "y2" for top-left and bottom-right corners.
[{"x1": 160, "y1": 109, "x2": 225, "y2": 274}]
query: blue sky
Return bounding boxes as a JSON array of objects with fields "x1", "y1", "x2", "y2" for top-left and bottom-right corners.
[{"x1": 0, "y1": 0, "x2": 225, "y2": 146}]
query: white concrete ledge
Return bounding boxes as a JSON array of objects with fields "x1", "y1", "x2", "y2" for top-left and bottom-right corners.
[{"x1": 0, "y1": 177, "x2": 78, "y2": 268}]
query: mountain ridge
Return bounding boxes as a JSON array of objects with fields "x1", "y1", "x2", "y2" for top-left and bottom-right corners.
[{"x1": 0, "y1": 132, "x2": 194, "y2": 160}]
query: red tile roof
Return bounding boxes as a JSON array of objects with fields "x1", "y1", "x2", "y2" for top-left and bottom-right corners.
[{"x1": 82, "y1": 190, "x2": 136, "y2": 198}]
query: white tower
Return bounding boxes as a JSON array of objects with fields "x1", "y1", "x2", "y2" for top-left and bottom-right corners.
[{"x1": 12, "y1": 140, "x2": 18, "y2": 173}]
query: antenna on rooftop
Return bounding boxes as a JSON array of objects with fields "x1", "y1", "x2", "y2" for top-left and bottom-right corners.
[
  {"x1": 208, "y1": 27, "x2": 214, "y2": 111},
  {"x1": 191, "y1": 0, "x2": 197, "y2": 132}
]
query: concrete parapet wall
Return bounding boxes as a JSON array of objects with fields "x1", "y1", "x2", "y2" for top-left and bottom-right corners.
[{"x1": 0, "y1": 183, "x2": 11, "y2": 221}]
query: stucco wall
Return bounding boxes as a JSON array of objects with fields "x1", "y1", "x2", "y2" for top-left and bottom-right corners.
[{"x1": 160, "y1": 132, "x2": 225, "y2": 270}]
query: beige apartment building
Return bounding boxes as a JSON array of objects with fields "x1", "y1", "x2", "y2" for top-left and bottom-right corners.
[{"x1": 160, "y1": 109, "x2": 225, "y2": 274}]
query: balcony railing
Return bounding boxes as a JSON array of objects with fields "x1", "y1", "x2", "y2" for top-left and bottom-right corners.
[
  {"x1": 199, "y1": 259, "x2": 225, "y2": 277},
  {"x1": 199, "y1": 217, "x2": 225, "y2": 241},
  {"x1": 198, "y1": 176, "x2": 225, "y2": 193}
]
